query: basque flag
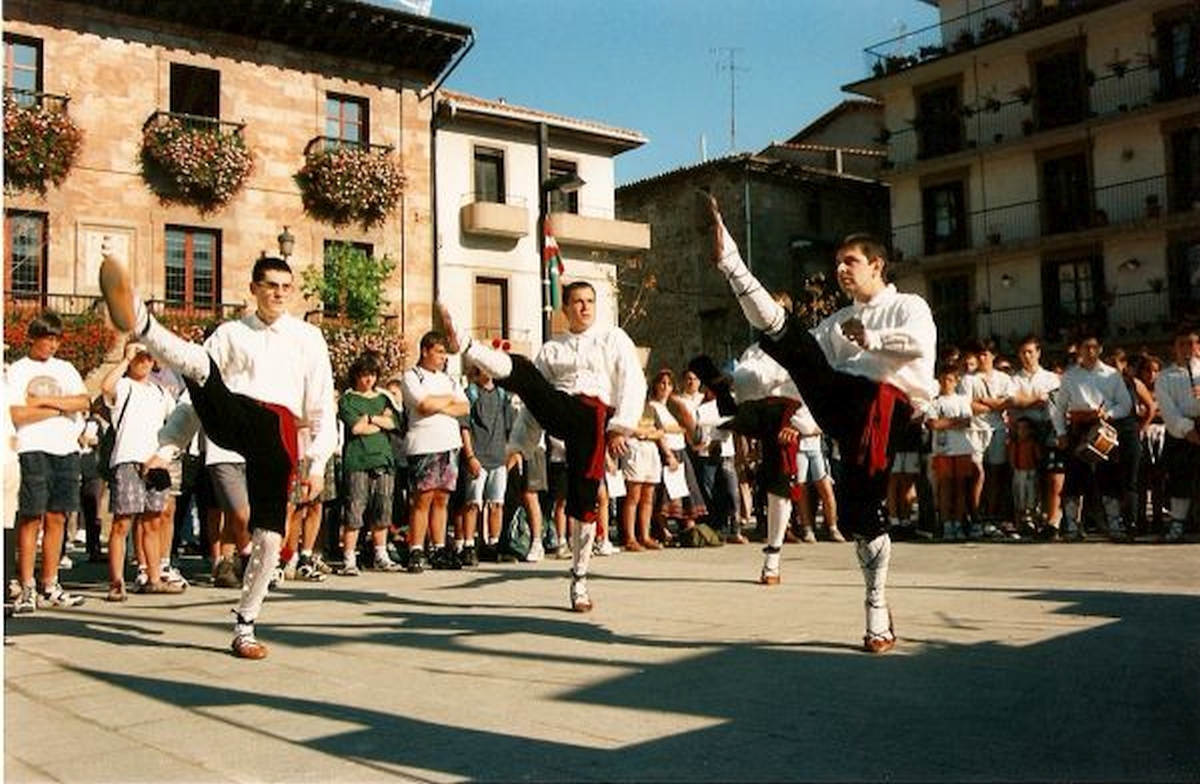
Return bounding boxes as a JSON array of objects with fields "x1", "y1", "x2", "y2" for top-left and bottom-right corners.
[{"x1": 544, "y1": 219, "x2": 565, "y2": 309}]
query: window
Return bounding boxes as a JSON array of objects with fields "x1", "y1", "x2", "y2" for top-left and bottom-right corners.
[
  {"x1": 914, "y1": 83, "x2": 962, "y2": 160},
  {"x1": 927, "y1": 273, "x2": 972, "y2": 348},
  {"x1": 1032, "y1": 46, "x2": 1087, "y2": 130},
  {"x1": 1156, "y1": 9, "x2": 1200, "y2": 100},
  {"x1": 473, "y1": 147, "x2": 505, "y2": 204},
  {"x1": 1041, "y1": 151, "x2": 1091, "y2": 234},
  {"x1": 165, "y1": 226, "x2": 220, "y2": 311},
  {"x1": 169, "y1": 63, "x2": 220, "y2": 119},
  {"x1": 1167, "y1": 232, "x2": 1200, "y2": 324},
  {"x1": 3, "y1": 35, "x2": 41, "y2": 105},
  {"x1": 1167, "y1": 124, "x2": 1200, "y2": 211},
  {"x1": 547, "y1": 159, "x2": 580, "y2": 214},
  {"x1": 473, "y1": 277, "x2": 508, "y2": 341},
  {"x1": 4, "y1": 211, "x2": 46, "y2": 299},
  {"x1": 922, "y1": 179, "x2": 967, "y2": 254},
  {"x1": 326, "y1": 93, "x2": 368, "y2": 145},
  {"x1": 1041, "y1": 249, "x2": 1104, "y2": 337}
]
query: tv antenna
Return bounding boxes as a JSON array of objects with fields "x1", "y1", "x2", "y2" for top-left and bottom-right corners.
[{"x1": 712, "y1": 46, "x2": 747, "y2": 152}]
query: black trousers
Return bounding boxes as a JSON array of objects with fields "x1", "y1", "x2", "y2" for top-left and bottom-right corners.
[
  {"x1": 184, "y1": 360, "x2": 295, "y2": 535},
  {"x1": 495, "y1": 354, "x2": 607, "y2": 524},
  {"x1": 759, "y1": 318, "x2": 910, "y2": 539}
]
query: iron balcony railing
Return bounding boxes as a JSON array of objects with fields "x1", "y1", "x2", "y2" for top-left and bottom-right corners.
[
  {"x1": 884, "y1": 62, "x2": 1183, "y2": 167},
  {"x1": 891, "y1": 173, "x2": 1184, "y2": 261},
  {"x1": 304, "y1": 136, "x2": 394, "y2": 156},
  {"x1": 3, "y1": 87, "x2": 71, "y2": 112},
  {"x1": 143, "y1": 110, "x2": 246, "y2": 138},
  {"x1": 934, "y1": 289, "x2": 1176, "y2": 350},
  {"x1": 4, "y1": 292, "x2": 243, "y2": 321},
  {"x1": 863, "y1": 0, "x2": 1127, "y2": 80}
]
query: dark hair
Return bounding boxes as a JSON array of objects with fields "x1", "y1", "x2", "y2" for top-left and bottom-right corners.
[
  {"x1": 27, "y1": 311, "x2": 64, "y2": 339},
  {"x1": 836, "y1": 232, "x2": 890, "y2": 267},
  {"x1": 419, "y1": 331, "x2": 448, "y2": 353},
  {"x1": 1017, "y1": 334, "x2": 1042, "y2": 350},
  {"x1": 252, "y1": 256, "x2": 293, "y2": 283},
  {"x1": 348, "y1": 351, "x2": 383, "y2": 384},
  {"x1": 562, "y1": 280, "x2": 595, "y2": 305}
]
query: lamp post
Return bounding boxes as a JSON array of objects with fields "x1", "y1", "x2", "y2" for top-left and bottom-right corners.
[
  {"x1": 277, "y1": 225, "x2": 295, "y2": 260},
  {"x1": 537, "y1": 172, "x2": 585, "y2": 342}
]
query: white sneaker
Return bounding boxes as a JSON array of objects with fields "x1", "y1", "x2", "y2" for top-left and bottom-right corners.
[
  {"x1": 593, "y1": 538, "x2": 619, "y2": 556},
  {"x1": 525, "y1": 539, "x2": 544, "y2": 563},
  {"x1": 59, "y1": 554, "x2": 74, "y2": 570}
]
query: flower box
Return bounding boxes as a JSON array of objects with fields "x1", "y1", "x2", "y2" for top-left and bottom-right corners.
[
  {"x1": 3, "y1": 92, "x2": 83, "y2": 195},
  {"x1": 296, "y1": 138, "x2": 405, "y2": 229},
  {"x1": 140, "y1": 112, "x2": 253, "y2": 212}
]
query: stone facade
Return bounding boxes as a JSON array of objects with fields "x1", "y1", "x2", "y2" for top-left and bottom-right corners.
[
  {"x1": 3, "y1": 0, "x2": 469, "y2": 361},
  {"x1": 616, "y1": 155, "x2": 889, "y2": 374}
]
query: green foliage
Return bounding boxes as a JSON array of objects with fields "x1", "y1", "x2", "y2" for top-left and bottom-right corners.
[{"x1": 302, "y1": 242, "x2": 397, "y2": 329}]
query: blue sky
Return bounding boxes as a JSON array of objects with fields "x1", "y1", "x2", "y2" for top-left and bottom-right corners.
[{"x1": 430, "y1": 0, "x2": 939, "y2": 185}]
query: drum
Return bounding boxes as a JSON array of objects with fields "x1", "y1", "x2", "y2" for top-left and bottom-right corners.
[{"x1": 1076, "y1": 421, "x2": 1118, "y2": 463}]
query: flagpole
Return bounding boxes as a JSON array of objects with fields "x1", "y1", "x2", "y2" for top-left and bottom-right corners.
[{"x1": 538, "y1": 123, "x2": 552, "y2": 345}]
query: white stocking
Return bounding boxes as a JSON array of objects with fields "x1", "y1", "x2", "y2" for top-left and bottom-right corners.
[
  {"x1": 857, "y1": 533, "x2": 893, "y2": 640},
  {"x1": 143, "y1": 314, "x2": 211, "y2": 384},
  {"x1": 464, "y1": 341, "x2": 513, "y2": 379},
  {"x1": 233, "y1": 528, "x2": 282, "y2": 637}
]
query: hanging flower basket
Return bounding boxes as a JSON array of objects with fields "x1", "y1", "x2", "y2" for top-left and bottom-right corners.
[
  {"x1": 3, "y1": 94, "x2": 84, "y2": 196},
  {"x1": 140, "y1": 112, "x2": 253, "y2": 213},
  {"x1": 295, "y1": 139, "x2": 405, "y2": 229}
]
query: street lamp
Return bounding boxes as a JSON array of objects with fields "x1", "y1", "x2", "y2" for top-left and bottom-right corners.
[
  {"x1": 277, "y1": 225, "x2": 295, "y2": 260},
  {"x1": 538, "y1": 172, "x2": 585, "y2": 342}
]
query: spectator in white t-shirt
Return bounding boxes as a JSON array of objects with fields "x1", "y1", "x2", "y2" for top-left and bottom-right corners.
[{"x1": 401, "y1": 331, "x2": 469, "y2": 572}]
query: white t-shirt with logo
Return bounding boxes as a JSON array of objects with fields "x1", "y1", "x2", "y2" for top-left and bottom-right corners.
[{"x1": 6, "y1": 355, "x2": 86, "y2": 456}]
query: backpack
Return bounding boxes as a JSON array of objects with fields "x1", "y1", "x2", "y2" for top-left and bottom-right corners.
[
  {"x1": 678, "y1": 522, "x2": 725, "y2": 548},
  {"x1": 498, "y1": 463, "x2": 532, "y2": 560}
]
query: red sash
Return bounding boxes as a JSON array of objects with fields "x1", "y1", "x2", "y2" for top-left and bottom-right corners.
[
  {"x1": 261, "y1": 401, "x2": 300, "y2": 492},
  {"x1": 577, "y1": 394, "x2": 612, "y2": 481},
  {"x1": 859, "y1": 383, "x2": 907, "y2": 477}
]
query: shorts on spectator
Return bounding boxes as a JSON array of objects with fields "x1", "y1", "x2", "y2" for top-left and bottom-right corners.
[
  {"x1": 410, "y1": 449, "x2": 459, "y2": 494},
  {"x1": 524, "y1": 448, "x2": 548, "y2": 493},
  {"x1": 466, "y1": 464, "x2": 508, "y2": 506},
  {"x1": 932, "y1": 454, "x2": 975, "y2": 481},
  {"x1": 345, "y1": 467, "x2": 394, "y2": 529},
  {"x1": 890, "y1": 450, "x2": 921, "y2": 475},
  {"x1": 110, "y1": 462, "x2": 169, "y2": 516},
  {"x1": 17, "y1": 451, "x2": 81, "y2": 518},
  {"x1": 1043, "y1": 446, "x2": 1067, "y2": 473},
  {"x1": 546, "y1": 459, "x2": 567, "y2": 501},
  {"x1": 796, "y1": 447, "x2": 830, "y2": 483},
  {"x1": 621, "y1": 438, "x2": 662, "y2": 484},
  {"x1": 207, "y1": 462, "x2": 249, "y2": 513},
  {"x1": 290, "y1": 457, "x2": 338, "y2": 505}
]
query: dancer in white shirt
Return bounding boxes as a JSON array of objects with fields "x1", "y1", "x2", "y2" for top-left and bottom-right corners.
[
  {"x1": 101, "y1": 252, "x2": 335, "y2": 659},
  {"x1": 1152, "y1": 325, "x2": 1200, "y2": 543},
  {"x1": 440, "y1": 281, "x2": 646, "y2": 612},
  {"x1": 703, "y1": 194, "x2": 936, "y2": 654}
]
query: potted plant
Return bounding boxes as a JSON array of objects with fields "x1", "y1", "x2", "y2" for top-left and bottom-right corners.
[
  {"x1": 295, "y1": 142, "x2": 405, "y2": 229},
  {"x1": 140, "y1": 113, "x2": 253, "y2": 212},
  {"x1": 3, "y1": 95, "x2": 84, "y2": 195}
]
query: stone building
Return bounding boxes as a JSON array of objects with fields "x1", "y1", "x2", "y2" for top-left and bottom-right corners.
[
  {"x1": 3, "y1": 0, "x2": 471, "y2": 361},
  {"x1": 615, "y1": 101, "x2": 889, "y2": 374},
  {"x1": 849, "y1": 0, "x2": 1200, "y2": 351}
]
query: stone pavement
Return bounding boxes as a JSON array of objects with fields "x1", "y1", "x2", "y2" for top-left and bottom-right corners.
[{"x1": 4, "y1": 539, "x2": 1199, "y2": 783}]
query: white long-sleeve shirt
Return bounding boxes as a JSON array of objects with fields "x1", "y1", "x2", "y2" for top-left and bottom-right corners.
[
  {"x1": 157, "y1": 312, "x2": 336, "y2": 476},
  {"x1": 1051, "y1": 361, "x2": 1133, "y2": 436},
  {"x1": 508, "y1": 322, "x2": 647, "y2": 455},
  {"x1": 809, "y1": 284, "x2": 938, "y2": 408},
  {"x1": 1155, "y1": 357, "x2": 1200, "y2": 440}
]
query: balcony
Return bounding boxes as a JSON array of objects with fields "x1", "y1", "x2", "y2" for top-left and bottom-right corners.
[
  {"x1": 892, "y1": 174, "x2": 1196, "y2": 261},
  {"x1": 459, "y1": 196, "x2": 530, "y2": 239},
  {"x1": 965, "y1": 289, "x2": 1175, "y2": 348},
  {"x1": 546, "y1": 210, "x2": 650, "y2": 253},
  {"x1": 861, "y1": 0, "x2": 1127, "y2": 81},
  {"x1": 884, "y1": 61, "x2": 1178, "y2": 168}
]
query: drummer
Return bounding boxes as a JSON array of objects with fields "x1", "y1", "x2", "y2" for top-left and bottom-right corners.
[{"x1": 1051, "y1": 330, "x2": 1133, "y2": 541}]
